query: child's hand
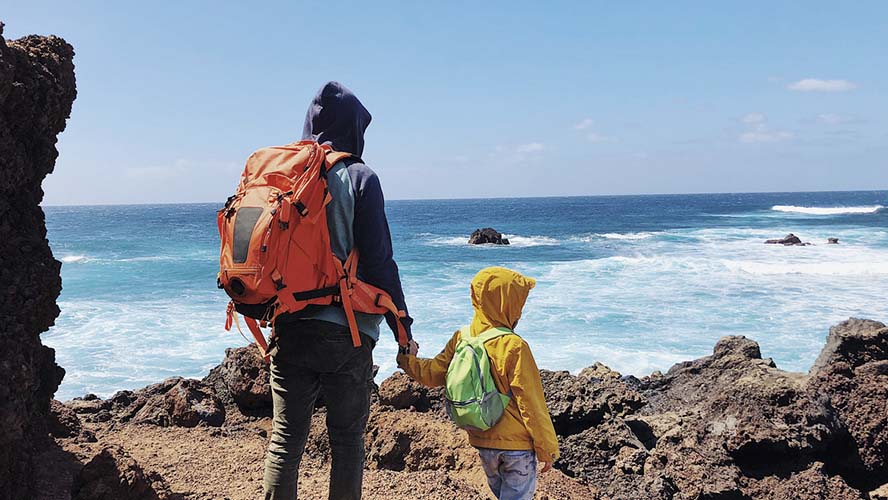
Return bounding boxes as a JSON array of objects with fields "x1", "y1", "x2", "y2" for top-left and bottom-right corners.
[
  {"x1": 408, "y1": 340, "x2": 420, "y2": 356},
  {"x1": 540, "y1": 461, "x2": 553, "y2": 473}
]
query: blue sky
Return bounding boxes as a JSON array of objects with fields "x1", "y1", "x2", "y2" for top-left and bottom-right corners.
[{"x1": 5, "y1": 1, "x2": 887, "y2": 205}]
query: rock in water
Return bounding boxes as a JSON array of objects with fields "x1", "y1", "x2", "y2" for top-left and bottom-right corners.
[
  {"x1": 828, "y1": 237, "x2": 840, "y2": 244},
  {"x1": 468, "y1": 227, "x2": 510, "y2": 245},
  {"x1": 765, "y1": 233, "x2": 807, "y2": 245},
  {"x1": 0, "y1": 23, "x2": 76, "y2": 499}
]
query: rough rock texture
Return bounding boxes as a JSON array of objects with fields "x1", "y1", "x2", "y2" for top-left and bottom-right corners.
[
  {"x1": 377, "y1": 371, "x2": 447, "y2": 415},
  {"x1": 68, "y1": 377, "x2": 225, "y2": 428},
  {"x1": 72, "y1": 446, "x2": 171, "y2": 500},
  {"x1": 807, "y1": 318, "x2": 888, "y2": 490},
  {"x1": 0, "y1": 23, "x2": 76, "y2": 500},
  {"x1": 468, "y1": 227, "x2": 510, "y2": 245},
  {"x1": 204, "y1": 345, "x2": 271, "y2": 410}
]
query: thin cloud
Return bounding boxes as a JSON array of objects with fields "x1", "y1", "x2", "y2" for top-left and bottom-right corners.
[
  {"x1": 516, "y1": 142, "x2": 545, "y2": 153},
  {"x1": 587, "y1": 132, "x2": 614, "y2": 143},
  {"x1": 738, "y1": 113, "x2": 793, "y2": 143},
  {"x1": 815, "y1": 113, "x2": 859, "y2": 125},
  {"x1": 739, "y1": 130, "x2": 793, "y2": 143},
  {"x1": 574, "y1": 118, "x2": 594, "y2": 130},
  {"x1": 741, "y1": 113, "x2": 766, "y2": 124},
  {"x1": 787, "y1": 79, "x2": 858, "y2": 92}
]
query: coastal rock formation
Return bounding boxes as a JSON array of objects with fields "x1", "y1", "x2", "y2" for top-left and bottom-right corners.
[
  {"x1": 468, "y1": 227, "x2": 510, "y2": 245},
  {"x1": 68, "y1": 377, "x2": 225, "y2": 428},
  {"x1": 0, "y1": 23, "x2": 76, "y2": 500},
  {"x1": 45, "y1": 318, "x2": 888, "y2": 498},
  {"x1": 765, "y1": 233, "x2": 810, "y2": 245},
  {"x1": 807, "y1": 318, "x2": 888, "y2": 489},
  {"x1": 72, "y1": 446, "x2": 173, "y2": 500},
  {"x1": 203, "y1": 345, "x2": 271, "y2": 410},
  {"x1": 828, "y1": 237, "x2": 840, "y2": 244}
]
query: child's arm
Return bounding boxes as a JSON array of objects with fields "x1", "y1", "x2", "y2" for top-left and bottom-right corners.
[
  {"x1": 508, "y1": 341, "x2": 560, "y2": 464},
  {"x1": 396, "y1": 330, "x2": 460, "y2": 388}
]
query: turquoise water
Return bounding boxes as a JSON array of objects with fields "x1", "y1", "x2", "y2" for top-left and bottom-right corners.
[{"x1": 45, "y1": 191, "x2": 888, "y2": 400}]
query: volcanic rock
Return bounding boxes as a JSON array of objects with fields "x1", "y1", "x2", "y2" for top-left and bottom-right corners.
[
  {"x1": 203, "y1": 345, "x2": 271, "y2": 410},
  {"x1": 765, "y1": 233, "x2": 809, "y2": 245},
  {"x1": 73, "y1": 446, "x2": 172, "y2": 500},
  {"x1": 807, "y1": 318, "x2": 888, "y2": 490},
  {"x1": 0, "y1": 23, "x2": 76, "y2": 499},
  {"x1": 377, "y1": 371, "x2": 447, "y2": 414},
  {"x1": 468, "y1": 227, "x2": 510, "y2": 245},
  {"x1": 828, "y1": 237, "x2": 840, "y2": 244}
]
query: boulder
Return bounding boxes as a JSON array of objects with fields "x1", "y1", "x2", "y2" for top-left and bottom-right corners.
[
  {"x1": 377, "y1": 371, "x2": 446, "y2": 414},
  {"x1": 48, "y1": 399, "x2": 82, "y2": 438},
  {"x1": 540, "y1": 366, "x2": 645, "y2": 437},
  {"x1": 203, "y1": 345, "x2": 271, "y2": 410},
  {"x1": 468, "y1": 227, "x2": 510, "y2": 245},
  {"x1": 73, "y1": 446, "x2": 171, "y2": 500},
  {"x1": 363, "y1": 409, "x2": 478, "y2": 472},
  {"x1": 0, "y1": 24, "x2": 76, "y2": 499},
  {"x1": 828, "y1": 237, "x2": 840, "y2": 244},
  {"x1": 807, "y1": 318, "x2": 888, "y2": 490},
  {"x1": 765, "y1": 233, "x2": 807, "y2": 245}
]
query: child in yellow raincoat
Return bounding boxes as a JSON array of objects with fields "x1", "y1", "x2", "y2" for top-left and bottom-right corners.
[{"x1": 397, "y1": 267, "x2": 559, "y2": 500}]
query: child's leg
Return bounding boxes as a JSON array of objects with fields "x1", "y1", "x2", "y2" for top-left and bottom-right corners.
[
  {"x1": 477, "y1": 449, "x2": 537, "y2": 500},
  {"x1": 478, "y1": 448, "x2": 503, "y2": 498}
]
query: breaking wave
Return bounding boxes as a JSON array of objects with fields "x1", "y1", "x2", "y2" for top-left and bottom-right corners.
[{"x1": 771, "y1": 205, "x2": 884, "y2": 215}]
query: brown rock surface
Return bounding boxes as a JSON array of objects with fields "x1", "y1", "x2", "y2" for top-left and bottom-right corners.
[
  {"x1": 72, "y1": 446, "x2": 171, "y2": 500},
  {"x1": 203, "y1": 345, "x2": 271, "y2": 410},
  {"x1": 807, "y1": 318, "x2": 888, "y2": 490},
  {"x1": 0, "y1": 23, "x2": 76, "y2": 500}
]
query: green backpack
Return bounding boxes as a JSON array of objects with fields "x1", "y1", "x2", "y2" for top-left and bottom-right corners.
[{"x1": 445, "y1": 326, "x2": 514, "y2": 431}]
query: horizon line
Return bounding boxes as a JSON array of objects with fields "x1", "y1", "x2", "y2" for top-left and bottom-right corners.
[{"x1": 41, "y1": 188, "x2": 888, "y2": 208}]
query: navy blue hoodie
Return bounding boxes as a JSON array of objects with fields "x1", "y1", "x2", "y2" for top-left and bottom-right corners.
[{"x1": 300, "y1": 82, "x2": 412, "y2": 343}]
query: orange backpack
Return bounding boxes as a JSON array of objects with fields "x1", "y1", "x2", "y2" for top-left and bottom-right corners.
[{"x1": 217, "y1": 141, "x2": 409, "y2": 359}]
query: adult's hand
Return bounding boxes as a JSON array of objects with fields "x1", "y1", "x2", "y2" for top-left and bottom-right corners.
[
  {"x1": 540, "y1": 461, "x2": 553, "y2": 473},
  {"x1": 408, "y1": 340, "x2": 419, "y2": 356}
]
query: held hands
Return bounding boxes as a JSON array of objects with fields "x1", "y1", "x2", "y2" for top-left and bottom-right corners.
[{"x1": 408, "y1": 339, "x2": 419, "y2": 356}]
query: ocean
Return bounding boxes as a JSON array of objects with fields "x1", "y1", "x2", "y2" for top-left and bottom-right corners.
[{"x1": 44, "y1": 191, "x2": 888, "y2": 401}]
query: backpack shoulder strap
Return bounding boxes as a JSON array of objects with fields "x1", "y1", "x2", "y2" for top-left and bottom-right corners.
[
  {"x1": 462, "y1": 327, "x2": 516, "y2": 347},
  {"x1": 323, "y1": 147, "x2": 351, "y2": 170}
]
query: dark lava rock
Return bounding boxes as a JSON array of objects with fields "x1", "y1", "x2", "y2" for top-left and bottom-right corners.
[
  {"x1": 765, "y1": 233, "x2": 809, "y2": 245},
  {"x1": 828, "y1": 237, "x2": 840, "y2": 244},
  {"x1": 540, "y1": 365, "x2": 646, "y2": 437},
  {"x1": 73, "y1": 446, "x2": 171, "y2": 500},
  {"x1": 807, "y1": 318, "x2": 888, "y2": 490},
  {"x1": 0, "y1": 24, "x2": 76, "y2": 499},
  {"x1": 68, "y1": 377, "x2": 225, "y2": 428},
  {"x1": 203, "y1": 345, "x2": 271, "y2": 410},
  {"x1": 468, "y1": 227, "x2": 510, "y2": 245},
  {"x1": 130, "y1": 378, "x2": 225, "y2": 428},
  {"x1": 377, "y1": 371, "x2": 447, "y2": 414},
  {"x1": 48, "y1": 399, "x2": 82, "y2": 438}
]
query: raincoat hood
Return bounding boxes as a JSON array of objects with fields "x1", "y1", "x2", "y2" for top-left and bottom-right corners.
[
  {"x1": 302, "y1": 81, "x2": 371, "y2": 157},
  {"x1": 469, "y1": 267, "x2": 536, "y2": 336}
]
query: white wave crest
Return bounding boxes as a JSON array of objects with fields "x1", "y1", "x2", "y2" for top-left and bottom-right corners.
[
  {"x1": 424, "y1": 234, "x2": 559, "y2": 247},
  {"x1": 723, "y1": 260, "x2": 888, "y2": 276},
  {"x1": 771, "y1": 205, "x2": 884, "y2": 215},
  {"x1": 60, "y1": 255, "x2": 88, "y2": 264},
  {"x1": 597, "y1": 232, "x2": 655, "y2": 240}
]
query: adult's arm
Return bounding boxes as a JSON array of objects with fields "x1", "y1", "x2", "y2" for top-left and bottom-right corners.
[{"x1": 350, "y1": 163, "x2": 414, "y2": 340}]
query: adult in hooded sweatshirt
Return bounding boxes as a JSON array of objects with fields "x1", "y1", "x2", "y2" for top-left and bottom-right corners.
[{"x1": 263, "y1": 81, "x2": 413, "y2": 500}]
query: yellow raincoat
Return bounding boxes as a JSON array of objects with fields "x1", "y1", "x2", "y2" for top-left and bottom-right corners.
[{"x1": 396, "y1": 267, "x2": 560, "y2": 462}]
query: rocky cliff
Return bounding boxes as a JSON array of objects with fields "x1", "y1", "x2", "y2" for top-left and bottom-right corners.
[{"x1": 0, "y1": 22, "x2": 76, "y2": 500}]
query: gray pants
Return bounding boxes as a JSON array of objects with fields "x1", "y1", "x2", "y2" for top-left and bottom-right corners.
[{"x1": 263, "y1": 319, "x2": 374, "y2": 500}]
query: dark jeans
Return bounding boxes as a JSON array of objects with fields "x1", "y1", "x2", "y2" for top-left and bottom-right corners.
[{"x1": 263, "y1": 319, "x2": 374, "y2": 500}]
